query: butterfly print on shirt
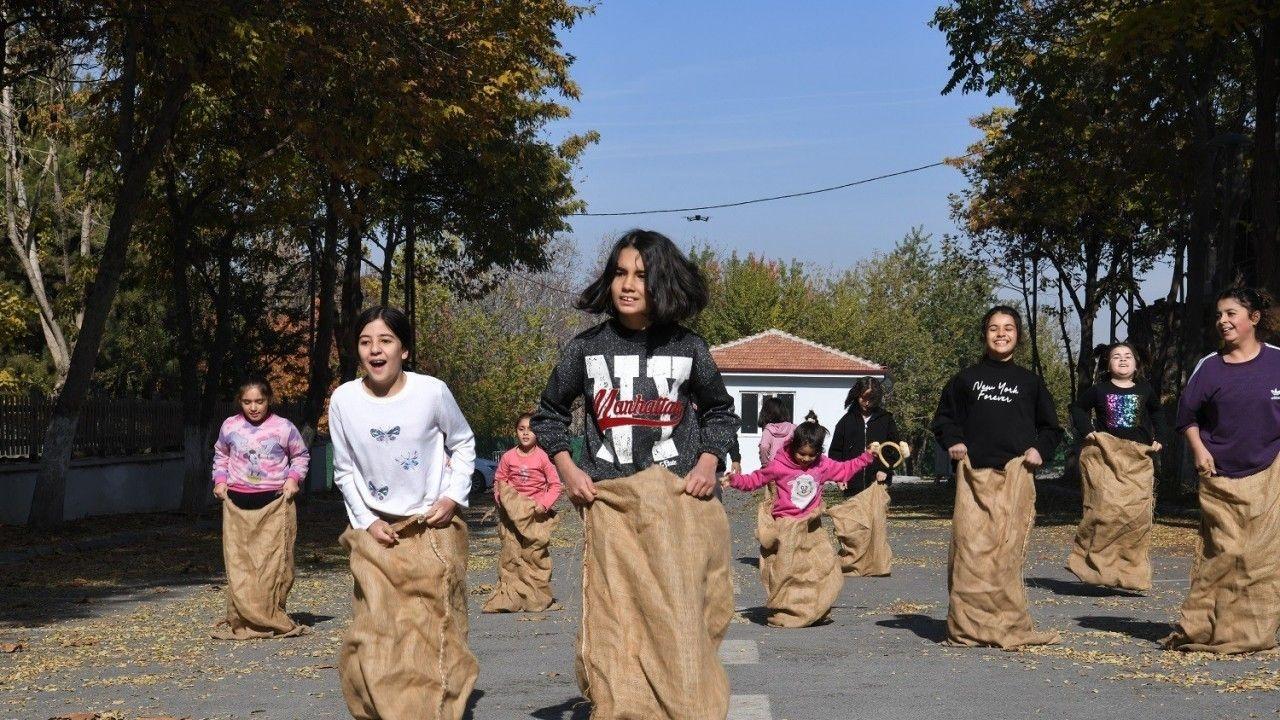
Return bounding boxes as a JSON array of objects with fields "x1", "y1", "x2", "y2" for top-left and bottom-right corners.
[{"x1": 370, "y1": 426, "x2": 401, "y2": 443}]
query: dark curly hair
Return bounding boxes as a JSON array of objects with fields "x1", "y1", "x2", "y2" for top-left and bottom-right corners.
[{"x1": 576, "y1": 229, "x2": 709, "y2": 326}]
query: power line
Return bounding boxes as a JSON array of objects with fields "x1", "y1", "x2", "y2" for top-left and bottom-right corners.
[{"x1": 569, "y1": 154, "x2": 971, "y2": 217}]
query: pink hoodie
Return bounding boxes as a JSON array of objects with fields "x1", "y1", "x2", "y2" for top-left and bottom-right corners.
[
  {"x1": 730, "y1": 447, "x2": 876, "y2": 519},
  {"x1": 757, "y1": 422, "x2": 796, "y2": 466},
  {"x1": 494, "y1": 445, "x2": 562, "y2": 511}
]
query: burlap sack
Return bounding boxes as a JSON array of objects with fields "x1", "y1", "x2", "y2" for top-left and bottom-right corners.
[
  {"x1": 483, "y1": 482, "x2": 560, "y2": 613},
  {"x1": 577, "y1": 465, "x2": 733, "y2": 720},
  {"x1": 340, "y1": 515, "x2": 478, "y2": 720},
  {"x1": 1066, "y1": 433, "x2": 1155, "y2": 591},
  {"x1": 826, "y1": 481, "x2": 893, "y2": 577},
  {"x1": 947, "y1": 456, "x2": 1059, "y2": 649},
  {"x1": 757, "y1": 503, "x2": 844, "y2": 627},
  {"x1": 212, "y1": 495, "x2": 307, "y2": 640},
  {"x1": 1163, "y1": 454, "x2": 1280, "y2": 654}
]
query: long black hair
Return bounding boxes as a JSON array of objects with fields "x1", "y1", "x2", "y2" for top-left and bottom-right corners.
[
  {"x1": 843, "y1": 377, "x2": 883, "y2": 410},
  {"x1": 758, "y1": 396, "x2": 791, "y2": 428},
  {"x1": 576, "y1": 229, "x2": 709, "y2": 325}
]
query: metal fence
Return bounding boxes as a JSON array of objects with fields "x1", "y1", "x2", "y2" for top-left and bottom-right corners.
[{"x1": 0, "y1": 394, "x2": 308, "y2": 461}]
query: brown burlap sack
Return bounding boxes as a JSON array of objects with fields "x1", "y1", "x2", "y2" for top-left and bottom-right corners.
[
  {"x1": 212, "y1": 495, "x2": 307, "y2": 640},
  {"x1": 1163, "y1": 454, "x2": 1280, "y2": 654},
  {"x1": 340, "y1": 515, "x2": 478, "y2": 720},
  {"x1": 483, "y1": 482, "x2": 560, "y2": 613},
  {"x1": 947, "y1": 456, "x2": 1059, "y2": 649},
  {"x1": 1066, "y1": 433, "x2": 1155, "y2": 591},
  {"x1": 577, "y1": 465, "x2": 733, "y2": 720},
  {"x1": 826, "y1": 481, "x2": 893, "y2": 577},
  {"x1": 757, "y1": 503, "x2": 844, "y2": 627}
]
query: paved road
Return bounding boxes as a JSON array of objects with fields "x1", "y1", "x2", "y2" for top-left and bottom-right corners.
[{"x1": 1, "y1": 484, "x2": 1277, "y2": 720}]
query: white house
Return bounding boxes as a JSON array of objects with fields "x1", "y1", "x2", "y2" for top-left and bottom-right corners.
[{"x1": 710, "y1": 329, "x2": 887, "y2": 473}]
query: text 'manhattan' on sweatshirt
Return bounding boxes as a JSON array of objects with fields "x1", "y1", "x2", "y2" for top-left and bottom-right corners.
[
  {"x1": 328, "y1": 372, "x2": 476, "y2": 529},
  {"x1": 931, "y1": 356, "x2": 1063, "y2": 470},
  {"x1": 532, "y1": 320, "x2": 739, "y2": 481},
  {"x1": 1176, "y1": 344, "x2": 1280, "y2": 479}
]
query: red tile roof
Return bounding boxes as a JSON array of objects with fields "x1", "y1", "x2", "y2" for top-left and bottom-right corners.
[{"x1": 710, "y1": 329, "x2": 886, "y2": 375}]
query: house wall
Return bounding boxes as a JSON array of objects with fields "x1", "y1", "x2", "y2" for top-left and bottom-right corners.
[{"x1": 724, "y1": 373, "x2": 881, "y2": 473}]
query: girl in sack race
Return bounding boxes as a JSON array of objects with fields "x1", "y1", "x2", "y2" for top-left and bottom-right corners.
[
  {"x1": 483, "y1": 411, "x2": 563, "y2": 613},
  {"x1": 931, "y1": 304, "x2": 1064, "y2": 650},
  {"x1": 210, "y1": 376, "x2": 310, "y2": 640},
  {"x1": 329, "y1": 306, "x2": 479, "y2": 720},
  {"x1": 1066, "y1": 341, "x2": 1167, "y2": 592},
  {"x1": 722, "y1": 418, "x2": 876, "y2": 627},
  {"x1": 532, "y1": 229, "x2": 739, "y2": 720},
  {"x1": 1164, "y1": 287, "x2": 1280, "y2": 654}
]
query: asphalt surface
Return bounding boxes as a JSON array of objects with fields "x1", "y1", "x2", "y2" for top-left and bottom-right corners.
[{"x1": 2, "y1": 483, "x2": 1278, "y2": 720}]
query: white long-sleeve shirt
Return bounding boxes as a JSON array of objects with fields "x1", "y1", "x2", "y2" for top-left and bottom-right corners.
[{"x1": 329, "y1": 372, "x2": 476, "y2": 529}]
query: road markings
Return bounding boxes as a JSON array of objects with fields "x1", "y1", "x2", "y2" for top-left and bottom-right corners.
[
  {"x1": 720, "y1": 638, "x2": 760, "y2": 665},
  {"x1": 728, "y1": 694, "x2": 772, "y2": 720}
]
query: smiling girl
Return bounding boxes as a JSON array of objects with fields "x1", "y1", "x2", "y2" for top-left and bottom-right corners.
[
  {"x1": 1165, "y1": 287, "x2": 1280, "y2": 654},
  {"x1": 210, "y1": 377, "x2": 309, "y2": 640},
  {"x1": 931, "y1": 304, "x2": 1063, "y2": 649},
  {"x1": 1066, "y1": 342, "x2": 1166, "y2": 591},
  {"x1": 329, "y1": 306, "x2": 479, "y2": 719}
]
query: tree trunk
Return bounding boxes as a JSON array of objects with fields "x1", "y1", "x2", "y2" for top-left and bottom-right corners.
[
  {"x1": 1252, "y1": 17, "x2": 1280, "y2": 299},
  {"x1": 303, "y1": 175, "x2": 340, "y2": 437},
  {"x1": 28, "y1": 31, "x2": 190, "y2": 528},
  {"x1": 405, "y1": 219, "x2": 417, "y2": 368},
  {"x1": 339, "y1": 218, "x2": 365, "y2": 382}
]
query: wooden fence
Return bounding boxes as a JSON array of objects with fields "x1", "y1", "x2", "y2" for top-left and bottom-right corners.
[{"x1": 0, "y1": 395, "x2": 308, "y2": 461}]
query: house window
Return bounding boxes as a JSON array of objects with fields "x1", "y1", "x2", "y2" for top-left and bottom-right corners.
[{"x1": 739, "y1": 392, "x2": 794, "y2": 434}]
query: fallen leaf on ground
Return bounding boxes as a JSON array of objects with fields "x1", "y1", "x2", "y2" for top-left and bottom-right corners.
[{"x1": 1, "y1": 642, "x2": 25, "y2": 653}]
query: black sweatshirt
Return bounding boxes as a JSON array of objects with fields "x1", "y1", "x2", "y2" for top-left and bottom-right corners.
[
  {"x1": 930, "y1": 356, "x2": 1063, "y2": 470},
  {"x1": 1069, "y1": 379, "x2": 1167, "y2": 445},
  {"x1": 830, "y1": 407, "x2": 900, "y2": 491},
  {"x1": 532, "y1": 320, "x2": 739, "y2": 481}
]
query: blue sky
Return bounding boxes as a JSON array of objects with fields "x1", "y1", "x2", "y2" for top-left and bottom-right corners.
[{"x1": 545, "y1": 1, "x2": 1003, "y2": 272}]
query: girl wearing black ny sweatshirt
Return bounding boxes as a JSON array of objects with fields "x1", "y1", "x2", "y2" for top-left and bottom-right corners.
[
  {"x1": 931, "y1": 305, "x2": 1063, "y2": 649},
  {"x1": 532, "y1": 230, "x2": 737, "y2": 720}
]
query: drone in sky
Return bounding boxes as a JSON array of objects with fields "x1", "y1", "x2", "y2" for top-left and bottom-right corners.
[{"x1": 684, "y1": 214, "x2": 711, "y2": 222}]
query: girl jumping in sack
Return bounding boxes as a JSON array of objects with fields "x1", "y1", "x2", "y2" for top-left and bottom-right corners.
[
  {"x1": 1164, "y1": 287, "x2": 1280, "y2": 654},
  {"x1": 483, "y1": 412, "x2": 563, "y2": 613},
  {"x1": 532, "y1": 229, "x2": 738, "y2": 720},
  {"x1": 329, "y1": 306, "x2": 479, "y2": 720},
  {"x1": 931, "y1": 304, "x2": 1063, "y2": 649},
  {"x1": 211, "y1": 377, "x2": 310, "y2": 640},
  {"x1": 722, "y1": 418, "x2": 875, "y2": 627},
  {"x1": 1066, "y1": 341, "x2": 1166, "y2": 591}
]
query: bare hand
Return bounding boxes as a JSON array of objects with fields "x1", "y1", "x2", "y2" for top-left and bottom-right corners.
[
  {"x1": 367, "y1": 519, "x2": 399, "y2": 547},
  {"x1": 281, "y1": 479, "x2": 300, "y2": 500},
  {"x1": 424, "y1": 496, "x2": 458, "y2": 527},
  {"x1": 1193, "y1": 447, "x2": 1216, "y2": 477},
  {"x1": 874, "y1": 471, "x2": 888, "y2": 483},
  {"x1": 948, "y1": 443, "x2": 968, "y2": 461},
  {"x1": 1151, "y1": 441, "x2": 1163, "y2": 453},
  {"x1": 731, "y1": 461, "x2": 742, "y2": 475},
  {"x1": 562, "y1": 462, "x2": 597, "y2": 505},
  {"x1": 213, "y1": 483, "x2": 228, "y2": 501},
  {"x1": 684, "y1": 454, "x2": 719, "y2": 498},
  {"x1": 1023, "y1": 447, "x2": 1044, "y2": 469},
  {"x1": 1086, "y1": 431, "x2": 1098, "y2": 442}
]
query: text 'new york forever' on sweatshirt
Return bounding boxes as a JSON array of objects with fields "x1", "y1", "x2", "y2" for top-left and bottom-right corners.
[
  {"x1": 532, "y1": 320, "x2": 739, "y2": 480},
  {"x1": 931, "y1": 356, "x2": 1063, "y2": 470}
]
